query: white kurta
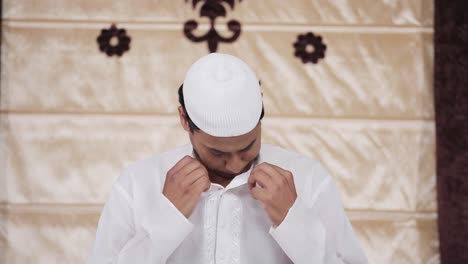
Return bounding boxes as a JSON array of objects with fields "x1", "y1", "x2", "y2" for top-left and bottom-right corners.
[{"x1": 87, "y1": 144, "x2": 367, "y2": 264}]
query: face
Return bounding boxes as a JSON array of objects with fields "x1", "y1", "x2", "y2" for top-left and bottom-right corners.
[{"x1": 179, "y1": 107, "x2": 261, "y2": 184}]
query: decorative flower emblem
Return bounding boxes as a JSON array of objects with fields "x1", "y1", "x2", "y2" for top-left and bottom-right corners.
[
  {"x1": 293, "y1": 32, "x2": 327, "y2": 64},
  {"x1": 97, "y1": 24, "x2": 131, "y2": 57},
  {"x1": 184, "y1": 0, "x2": 242, "y2": 53}
]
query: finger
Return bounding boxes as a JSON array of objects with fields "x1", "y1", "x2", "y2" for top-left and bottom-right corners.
[
  {"x1": 255, "y1": 163, "x2": 284, "y2": 185},
  {"x1": 250, "y1": 185, "x2": 269, "y2": 201},
  {"x1": 192, "y1": 174, "x2": 211, "y2": 193},
  {"x1": 247, "y1": 167, "x2": 257, "y2": 189},
  {"x1": 182, "y1": 167, "x2": 208, "y2": 187},
  {"x1": 167, "y1": 156, "x2": 194, "y2": 177},
  {"x1": 264, "y1": 162, "x2": 290, "y2": 178},
  {"x1": 248, "y1": 169, "x2": 273, "y2": 190},
  {"x1": 174, "y1": 159, "x2": 204, "y2": 180},
  {"x1": 258, "y1": 162, "x2": 295, "y2": 193},
  {"x1": 271, "y1": 166, "x2": 296, "y2": 193},
  {"x1": 248, "y1": 167, "x2": 265, "y2": 189}
]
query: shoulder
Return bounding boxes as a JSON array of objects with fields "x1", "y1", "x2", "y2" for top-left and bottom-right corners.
[
  {"x1": 260, "y1": 144, "x2": 325, "y2": 174},
  {"x1": 116, "y1": 144, "x2": 193, "y2": 195},
  {"x1": 126, "y1": 144, "x2": 192, "y2": 174}
]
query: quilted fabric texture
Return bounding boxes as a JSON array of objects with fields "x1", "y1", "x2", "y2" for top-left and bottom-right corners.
[{"x1": 0, "y1": 1, "x2": 438, "y2": 263}]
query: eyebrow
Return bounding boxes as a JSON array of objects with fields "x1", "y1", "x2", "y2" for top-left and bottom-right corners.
[{"x1": 209, "y1": 139, "x2": 256, "y2": 154}]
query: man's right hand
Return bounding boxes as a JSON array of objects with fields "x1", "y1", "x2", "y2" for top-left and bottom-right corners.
[{"x1": 162, "y1": 156, "x2": 211, "y2": 218}]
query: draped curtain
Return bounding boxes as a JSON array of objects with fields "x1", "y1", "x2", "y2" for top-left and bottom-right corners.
[{"x1": 435, "y1": 0, "x2": 468, "y2": 263}]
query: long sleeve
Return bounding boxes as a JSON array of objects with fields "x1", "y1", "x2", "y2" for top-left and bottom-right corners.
[
  {"x1": 87, "y1": 169, "x2": 194, "y2": 264},
  {"x1": 270, "y1": 166, "x2": 368, "y2": 264}
]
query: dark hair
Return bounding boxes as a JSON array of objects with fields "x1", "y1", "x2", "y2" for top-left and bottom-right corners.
[{"x1": 178, "y1": 84, "x2": 265, "y2": 133}]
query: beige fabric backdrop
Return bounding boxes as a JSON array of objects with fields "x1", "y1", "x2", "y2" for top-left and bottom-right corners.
[{"x1": 0, "y1": 1, "x2": 437, "y2": 263}]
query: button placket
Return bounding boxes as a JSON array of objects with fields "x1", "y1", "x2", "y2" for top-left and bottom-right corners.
[
  {"x1": 203, "y1": 190, "x2": 222, "y2": 264},
  {"x1": 215, "y1": 191, "x2": 242, "y2": 264}
]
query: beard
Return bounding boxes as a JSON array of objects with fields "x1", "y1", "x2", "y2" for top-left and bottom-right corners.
[
  {"x1": 209, "y1": 163, "x2": 252, "y2": 179},
  {"x1": 193, "y1": 149, "x2": 259, "y2": 180}
]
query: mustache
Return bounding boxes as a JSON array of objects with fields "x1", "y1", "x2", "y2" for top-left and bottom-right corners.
[{"x1": 209, "y1": 160, "x2": 255, "y2": 179}]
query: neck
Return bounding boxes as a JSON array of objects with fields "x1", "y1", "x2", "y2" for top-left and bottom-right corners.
[{"x1": 209, "y1": 172, "x2": 234, "y2": 188}]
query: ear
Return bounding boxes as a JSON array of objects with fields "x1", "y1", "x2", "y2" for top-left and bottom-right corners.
[{"x1": 178, "y1": 106, "x2": 191, "y2": 132}]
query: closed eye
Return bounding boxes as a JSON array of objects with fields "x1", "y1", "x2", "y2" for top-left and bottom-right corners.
[{"x1": 210, "y1": 149, "x2": 225, "y2": 156}]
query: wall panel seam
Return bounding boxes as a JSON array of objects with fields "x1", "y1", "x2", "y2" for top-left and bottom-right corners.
[
  {"x1": 2, "y1": 19, "x2": 434, "y2": 33},
  {"x1": 0, "y1": 111, "x2": 436, "y2": 123}
]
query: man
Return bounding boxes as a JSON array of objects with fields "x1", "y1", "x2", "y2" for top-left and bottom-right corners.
[{"x1": 88, "y1": 53, "x2": 367, "y2": 263}]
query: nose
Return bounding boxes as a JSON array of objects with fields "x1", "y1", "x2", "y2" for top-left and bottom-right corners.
[{"x1": 225, "y1": 154, "x2": 245, "y2": 174}]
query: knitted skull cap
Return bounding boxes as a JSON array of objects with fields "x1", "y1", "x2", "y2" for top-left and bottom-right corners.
[{"x1": 183, "y1": 53, "x2": 262, "y2": 137}]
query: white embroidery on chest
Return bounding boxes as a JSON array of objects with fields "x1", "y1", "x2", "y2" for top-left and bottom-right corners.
[{"x1": 204, "y1": 190, "x2": 242, "y2": 264}]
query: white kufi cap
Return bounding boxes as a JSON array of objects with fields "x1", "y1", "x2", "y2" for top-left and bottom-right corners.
[{"x1": 183, "y1": 53, "x2": 262, "y2": 137}]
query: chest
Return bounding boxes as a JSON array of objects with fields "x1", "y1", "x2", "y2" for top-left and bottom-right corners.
[{"x1": 169, "y1": 187, "x2": 292, "y2": 264}]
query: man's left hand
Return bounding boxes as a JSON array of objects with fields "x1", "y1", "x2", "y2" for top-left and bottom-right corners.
[{"x1": 248, "y1": 162, "x2": 297, "y2": 226}]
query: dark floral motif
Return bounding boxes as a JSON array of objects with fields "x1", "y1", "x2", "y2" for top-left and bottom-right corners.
[
  {"x1": 293, "y1": 32, "x2": 327, "y2": 64},
  {"x1": 97, "y1": 24, "x2": 131, "y2": 57},
  {"x1": 184, "y1": 0, "x2": 242, "y2": 53}
]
